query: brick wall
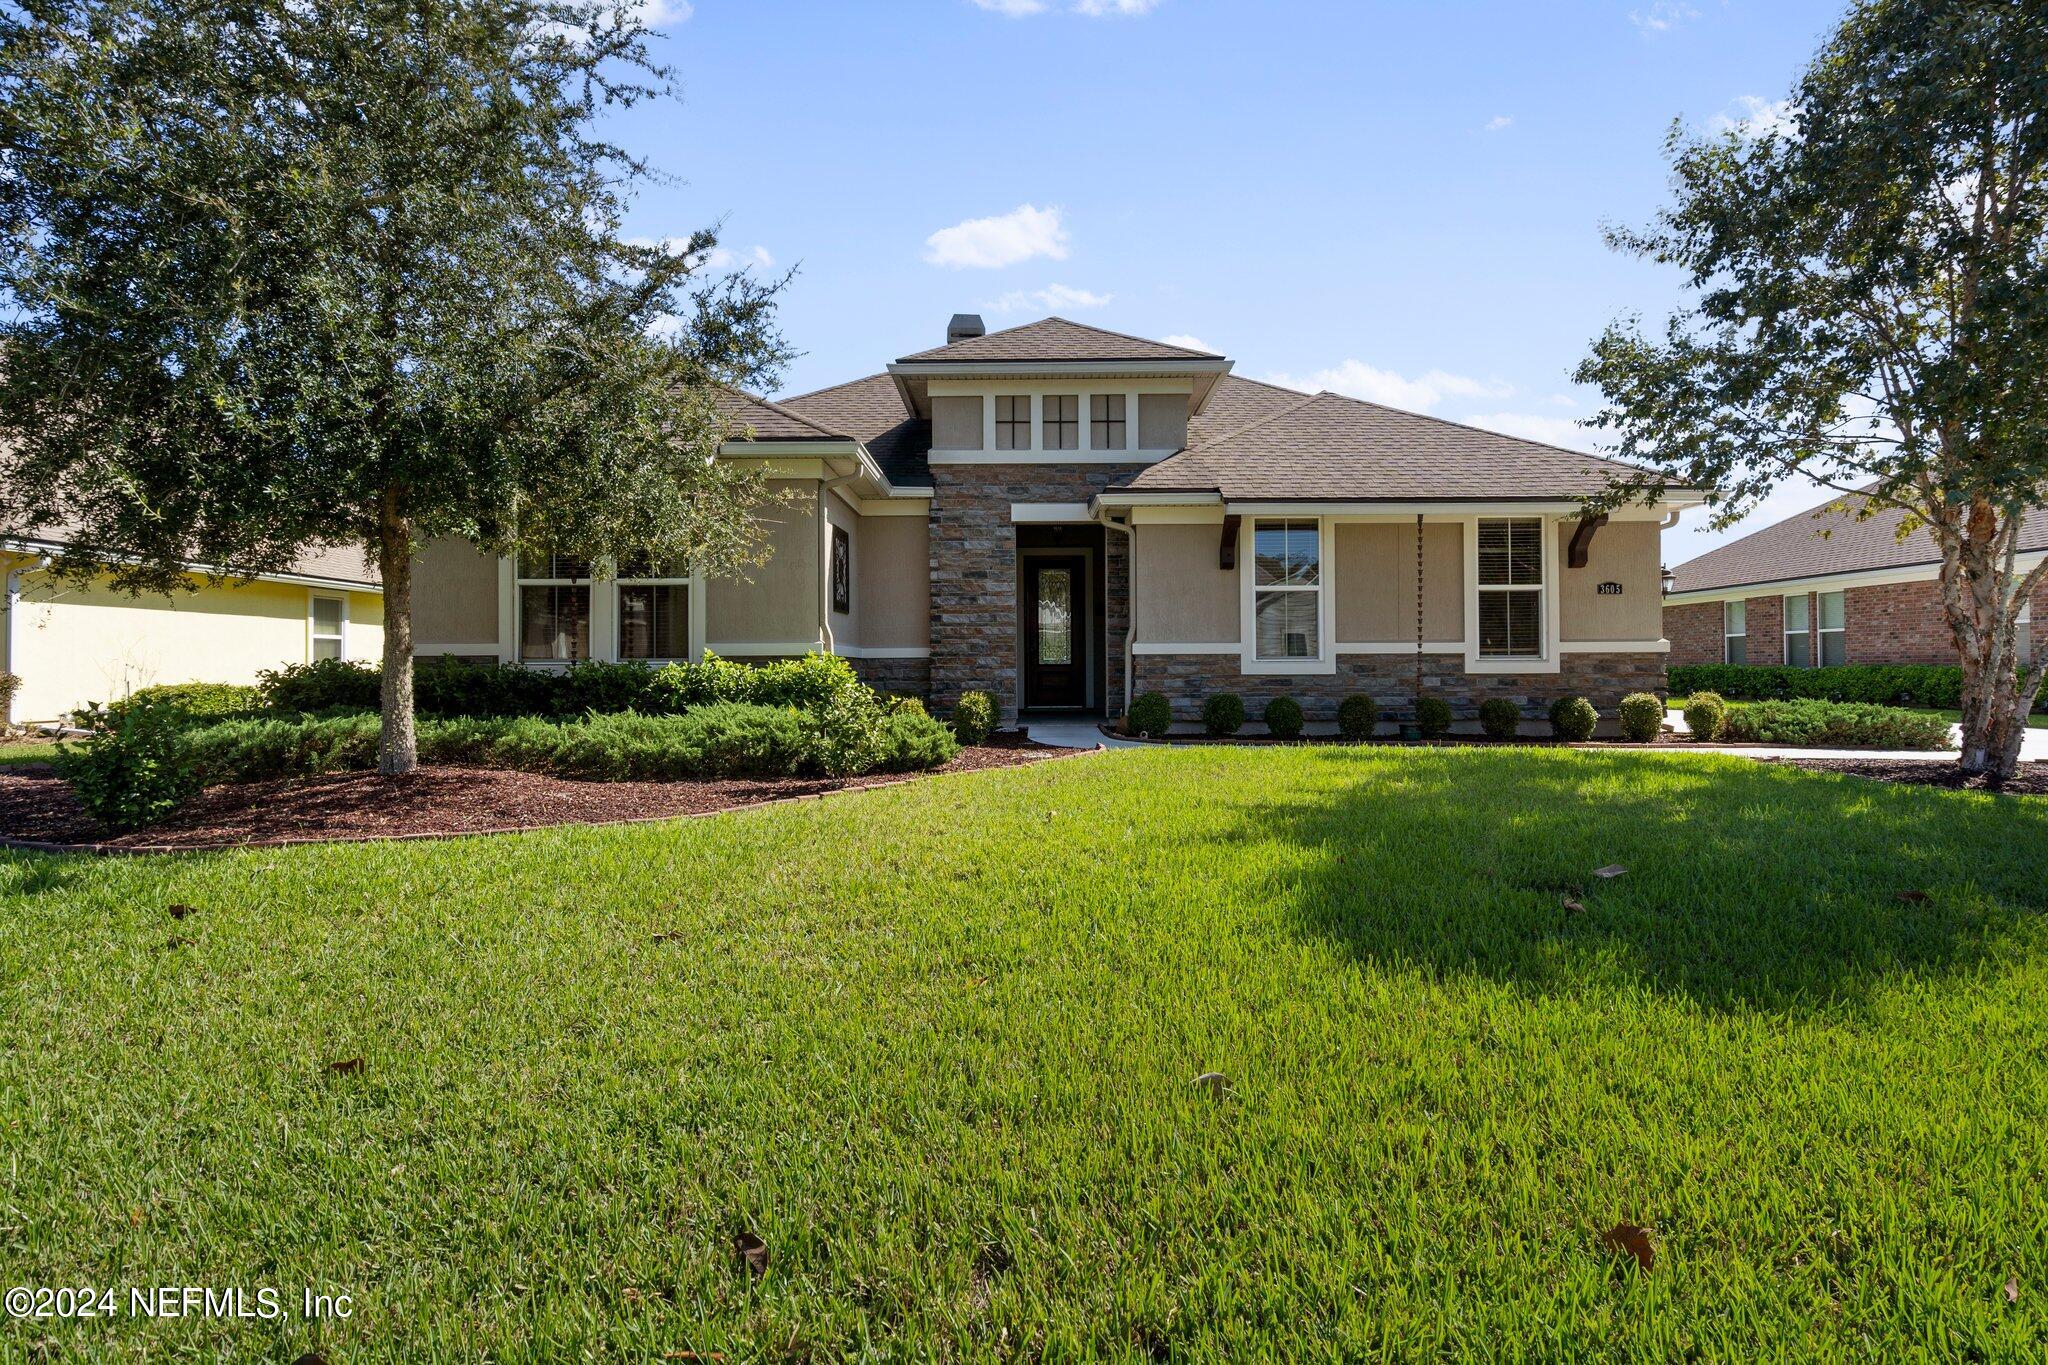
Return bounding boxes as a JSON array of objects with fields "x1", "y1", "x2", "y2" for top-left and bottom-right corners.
[
  {"x1": 928, "y1": 464, "x2": 1141, "y2": 717},
  {"x1": 1844, "y1": 579, "x2": 1956, "y2": 665},
  {"x1": 1664, "y1": 601, "x2": 1723, "y2": 665},
  {"x1": 1744, "y1": 594, "x2": 1785, "y2": 666},
  {"x1": 1131, "y1": 651, "x2": 1667, "y2": 724}
]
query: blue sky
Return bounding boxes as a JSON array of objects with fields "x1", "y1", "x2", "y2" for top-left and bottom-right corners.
[{"x1": 608, "y1": 0, "x2": 1849, "y2": 565}]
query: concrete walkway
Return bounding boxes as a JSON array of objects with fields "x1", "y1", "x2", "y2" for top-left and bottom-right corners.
[{"x1": 1023, "y1": 719, "x2": 1144, "y2": 750}]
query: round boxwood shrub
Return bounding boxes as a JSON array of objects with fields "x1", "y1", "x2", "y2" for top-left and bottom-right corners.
[
  {"x1": 1617, "y1": 692, "x2": 1665, "y2": 743},
  {"x1": 1478, "y1": 697, "x2": 1521, "y2": 740},
  {"x1": 1549, "y1": 695, "x2": 1599, "y2": 742},
  {"x1": 950, "y1": 690, "x2": 999, "y2": 746},
  {"x1": 1336, "y1": 693, "x2": 1377, "y2": 741},
  {"x1": 1683, "y1": 689, "x2": 1727, "y2": 742},
  {"x1": 1127, "y1": 691, "x2": 1174, "y2": 738},
  {"x1": 1262, "y1": 695, "x2": 1304, "y2": 740},
  {"x1": 1414, "y1": 695, "x2": 1453, "y2": 739},
  {"x1": 1202, "y1": 693, "x2": 1246, "y2": 737}
]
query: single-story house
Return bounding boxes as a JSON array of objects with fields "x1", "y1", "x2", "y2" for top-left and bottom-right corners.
[
  {"x1": 2, "y1": 531, "x2": 383, "y2": 724},
  {"x1": 413, "y1": 316, "x2": 1700, "y2": 723},
  {"x1": 1663, "y1": 494, "x2": 2047, "y2": 668}
]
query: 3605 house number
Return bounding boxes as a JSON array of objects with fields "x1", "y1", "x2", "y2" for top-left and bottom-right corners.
[{"x1": 1597, "y1": 581, "x2": 1624, "y2": 595}]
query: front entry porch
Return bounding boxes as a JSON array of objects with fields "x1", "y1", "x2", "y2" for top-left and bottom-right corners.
[{"x1": 1017, "y1": 522, "x2": 1108, "y2": 715}]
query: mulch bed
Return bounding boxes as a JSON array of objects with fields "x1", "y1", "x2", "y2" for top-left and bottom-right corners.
[
  {"x1": 1772, "y1": 757, "x2": 2048, "y2": 796},
  {"x1": 0, "y1": 730, "x2": 1073, "y2": 853}
]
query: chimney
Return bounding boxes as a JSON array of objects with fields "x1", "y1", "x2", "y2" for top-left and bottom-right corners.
[{"x1": 946, "y1": 313, "x2": 985, "y2": 345}]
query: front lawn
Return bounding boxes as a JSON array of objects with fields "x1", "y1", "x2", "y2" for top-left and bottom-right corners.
[
  {"x1": 3, "y1": 747, "x2": 2043, "y2": 1359},
  {"x1": 0, "y1": 738, "x2": 59, "y2": 767}
]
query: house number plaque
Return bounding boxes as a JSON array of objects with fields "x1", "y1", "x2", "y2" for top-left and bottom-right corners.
[{"x1": 1597, "y1": 581, "x2": 1624, "y2": 595}]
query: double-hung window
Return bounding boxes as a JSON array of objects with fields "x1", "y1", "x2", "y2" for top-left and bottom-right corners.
[
  {"x1": 995, "y1": 395, "x2": 1031, "y2": 451},
  {"x1": 1044, "y1": 395, "x2": 1079, "y2": 451},
  {"x1": 310, "y1": 596, "x2": 346, "y2": 661},
  {"x1": 1817, "y1": 590, "x2": 1846, "y2": 665},
  {"x1": 616, "y1": 558, "x2": 690, "y2": 662},
  {"x1": 517, "y1": 553, "x2": 591, "y2": 662},
  {"x1": 1477, "y1": 518, "x2": 1544, "y2": 657},
  {"x1": 1783, "y1": 593, "x2": 1812, "y2": 667},
  {"x1": 1090, "y1": 394, "x2": 1125, "y2": 450},
  {"x1": 1253, "y1": 519, "x2": 1320, "y2": 659},
  {"x1": 1723, "y1": 600, "x2": 1748, "y2": 664}
]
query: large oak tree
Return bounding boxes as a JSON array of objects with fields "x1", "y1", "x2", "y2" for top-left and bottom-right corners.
[
  {"x1": 0, "y1": 0, "x2": 789, "y2": 772},
  {"x1": 1580, "y1": 0, "x2": 2048, "y2": 779}
]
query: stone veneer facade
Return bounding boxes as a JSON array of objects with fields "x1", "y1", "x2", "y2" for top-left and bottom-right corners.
[
  {"x1": 851, "y1": 655, "x2": 933, "y2": 700},
  {"x1": 1131, "y1": 652, "x2": 1668, "y2": 724},
  {"x1": 927, "y1": 464, "x2": 1142, "y2": 716}
]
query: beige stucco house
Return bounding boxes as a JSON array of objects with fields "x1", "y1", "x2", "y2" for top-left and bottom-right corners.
[
  {"x1": 2, "y1": 533, "x2": 383, "y2": 724},
  {"x1": 412, "y1": 316, "x2": 1700, "y2": 725}
]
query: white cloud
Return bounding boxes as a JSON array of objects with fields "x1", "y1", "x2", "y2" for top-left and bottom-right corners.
[
  {"x1": 1484, "y1": 115, "x2": 1513, "y2": 132},
  {"x1": 1544, "y1": 393, "x2": 1579, "y2": 409},
  {"x1": 923, "y1": 204, "x2": 1069, "y2": 269},
  {"x1": 991, "y1": 283, "x2": 1113, "y2": 312},
  {"x1": 1263, "y1": 360, "x2": 1510, "y2": 413},
  {"x1": 628, "y1": 236, "x2": 773, "y2": 273},
  {"x1": 1457, "y1": 411, "x2": 1599, "y2": 452},
  {"x1": 636, "y1": 0, "x2": 692, "y2": 24},
  {"x1": 1710, "y1": 95, "x2": 1799, "y2": 141},
  {"x1": 1073, "y1": 0, "x2": 1159, "y2": 14},
  {"x1": 1160, "y1": 334, "x2": 1213, "y2": 353},
  {"x1": 969, "y1": 0, "x2": 1049, "y2": 13},
  {"x1": 1630, "y1": 0, "x2": 1696, "y2": 34}
]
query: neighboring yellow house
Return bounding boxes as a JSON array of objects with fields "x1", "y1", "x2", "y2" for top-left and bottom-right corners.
[{"x1": 1, "y1": 533, "x2": 383, "y2": 725}]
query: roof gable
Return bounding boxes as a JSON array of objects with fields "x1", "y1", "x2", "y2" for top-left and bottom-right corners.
[
  {"x1": 895, "y1": 317, "x2": 1223, "y2": 365},
  {"x1": 776, "y1": 373, "x2": 931, "y2": 488}
]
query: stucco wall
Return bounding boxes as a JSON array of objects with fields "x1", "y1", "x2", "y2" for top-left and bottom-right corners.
[
  {"x1": 824, "y1": 491, "x2": 861, "y2": 649},
  {"x1": 1333, "y1": 522, "x2": 1464, "y2": 643},
  {"x1": 931, "y1": 396, "x2": 982, "y2": 450},
  {"x1": 1557, "y1": 520, "x2": 1664, "y2": 642},
  {"x1": 1137, "y1": 394, "x2": 1187, "y2": 450},
  {"x1": 858, "y1": 513, "x2": 931, "y2": 649},
  {"x1": 1131, "y1": 523, "x2": 1237, "y2": 643},
  {"x1": 412, "y1": 536, "x2": 500, "y2": 646},
  {"x1": 705, "y1": 478, "x2": 822, "y2": 648},
  {"x1": 2, "y1": 554, "x2": 382, "y2": 723}
]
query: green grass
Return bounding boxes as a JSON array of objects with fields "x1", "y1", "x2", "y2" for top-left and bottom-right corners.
[
  {"x1": 3, "y1": 747, "x2": 2044, "y2": 1359},
  {"x1": 0, "y1": 739, "x2": 60, "y2": 767}
]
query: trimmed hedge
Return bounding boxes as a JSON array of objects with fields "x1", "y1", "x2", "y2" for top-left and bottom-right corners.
[
  {"x1": 115, "y1": 682, "x2": 263, "y2": 717},
  {"x1": 1617, "y1": 692, "x2": 1665, "y2": 743},
  {"x1": 1669, "y1": 663, "x2": 2048, "y2": 711},
  {"x1": 1336, "y1": 694, "x2": 1376, "y2": 741},
  {"x1": 1684, "y1": 690, "x2": 1728, "y2": 742},
  {"x1": 1719, "y1": 699, "x2": 1952, "y2": 749},
  {"x1": 1203, "y1": 693, "x2": 1246, "y2": 737},
  {"x1": 950, "y1": 690, "x2": 999, "y2": 746},
  {"x1": 1262, "y1": 696, "x2": 1304, "y2": 740},
  {"x1": 1548, "y1": 696, "x2": 1599, "y2": 742},
  {"x1": 1478, "y1": 698, "x2": 1520, "y2": 740},
  {"x1": 1127, "y1": 692, "x2": 1173, "y2": 738},
  {"x1": 257, "y1": 652, "x2": 867, "y2": 719},
  {"x1": 1414, "y1": 696, "x2": 1453, "y2": 739}
]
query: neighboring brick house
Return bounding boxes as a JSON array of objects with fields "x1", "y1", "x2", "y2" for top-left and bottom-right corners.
[
  {"x1": 412, "y1": 316, "x2": 1701, "y2": 725},
  {"x1": 1664, "y1": 494, "x2": 2048, "y2": 669}
]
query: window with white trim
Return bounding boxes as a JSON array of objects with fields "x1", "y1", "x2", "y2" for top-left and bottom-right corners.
[
  {"x1": 1724, "y1": 599, "x2": 1747, "y2": 665},
  {"x1": 1817, "y1": 590, "x2": 1846, "y2": 665},
  {"x1": 517, "y1": 553, "x2": 591, "y2": 662},
  {"x1": 1044, "y1": 394, "x2": 1079, "y2": 451},
  {"x1": 310, "y1": 595, "x2": 345, "y2": 661},
  {"x1": 1090, "y1": 394, "x2": 1125, "y2": 450},
  {"x1": 1252, "y1": 519, "x2": 1320, "y2": 659},
  {"x1": 1783, "y1": 592, "x2": 1812, "y2": 667},
  {"x1": 616, "y1": 557, "x2": 690, "y2": 662},
  {"x1": 1477, "y1": 518, "x2": 1544, "y2": 657},
  {"x1": 995, "y1": 395, "x2": 1030, "y2": 451}
]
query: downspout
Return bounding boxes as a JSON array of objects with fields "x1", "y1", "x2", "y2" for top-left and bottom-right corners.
[
  {"x1": 2, "y1": 566, "x2": 19, "y2": 728},
  {"x1": 819, "y1": 474, "x2": 857, "y2": 657},
  {"x1": 1097, "y1": 508, "x2": 1134, "y2": 718}
]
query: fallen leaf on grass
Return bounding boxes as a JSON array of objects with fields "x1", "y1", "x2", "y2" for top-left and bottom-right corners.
[
  {"x1": 167, "y1": 903, "x2": 199, "y2": 920},
  {"x1": 1895, "y1": 890, "x2": 1931, "y2": 903},
  {"x1": 733, "y1": 1231, "x2": 768, "y2": 1278},
  {"x1": 2006, "y1": 1277, "x2": 2020, "y2": 1303},
  {"x1": 1592, "y1": 865, "x2": 1627, "y2": 880},
  {"x1": 1600, "y1": 1222, "x2": 1655, "y2": 1272},
  {"x1": 325, "y1": 1057, "x2": 365, "y2": 1077},
  {"x1": 1561, "y1": 897, "x2": 1586, "y2": 915},
  {"x1": 1191, "y1": 1071, "x2": 1231, "y2": 1097}
]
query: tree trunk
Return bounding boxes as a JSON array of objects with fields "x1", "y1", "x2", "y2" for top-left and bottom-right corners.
[{"x1": 374, "y1": 492, "x2": 417, "y2": 776}]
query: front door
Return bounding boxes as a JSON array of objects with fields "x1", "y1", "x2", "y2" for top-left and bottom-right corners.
[{"x1": 1023, "y1": 555, "x2": 1087, "y2": 710}]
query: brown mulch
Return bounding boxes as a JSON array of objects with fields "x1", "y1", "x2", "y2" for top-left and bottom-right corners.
[
  {"x1": 0, "y1": 731, "x2": 1073, "y2": 853},
  {"x1": 1772, "y1": 757, "x2": 2048, "y2": 796}
]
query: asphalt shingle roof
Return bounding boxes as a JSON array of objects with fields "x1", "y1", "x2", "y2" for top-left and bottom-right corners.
[
  {"x1": 711, "y1": 385, "x2": 844, "y2": 442},
  {"x1": 777, "y1": 373, "x2": 932, "y2": 488},
  {"x1": 1123, "y1": 389, "x2": 1655, "y2": 500},
  {"x1": 6, "y1": 519, "x2": 381, "y2": 588},
  {"x1": 896, "y1": 317, "x2": 1222, "y2": 365},
  {"x1": 1669, "y1": 493, "x2": 2048, "y2": 593}
]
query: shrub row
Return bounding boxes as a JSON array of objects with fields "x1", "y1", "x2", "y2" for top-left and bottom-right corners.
[
  {"x1": 114, "y1": 681, "x2": 263, "y2": 717},
  {"x1": 57, "y1": 698, "x2": 960, "y2": 830},
  {"x1": 1668, "y1": 663, "x2": 2048, "y2": 711},
  {"x1": 1131, "y1": 691, "x2": 1669, "y2": 743},
  {"x1": 1717, "y1": 699, "x2": 1953, "y2": 749},
  {"x1": 258, "y1": 652, "x2": 869, "y2": 719}
]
